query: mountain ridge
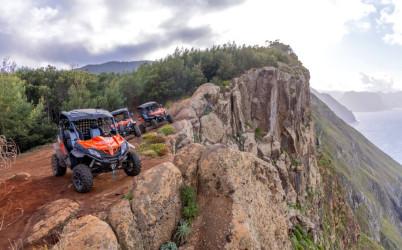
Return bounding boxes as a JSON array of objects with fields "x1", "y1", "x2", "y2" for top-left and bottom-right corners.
[{"x1": 77, "y1": 60, "x2": 151, "y2": 74}]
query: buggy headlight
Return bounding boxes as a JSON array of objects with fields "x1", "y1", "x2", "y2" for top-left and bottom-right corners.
[
  {"x1": 88, "y1": 149, "x2": 101, "y2": 158},
  {"x1": 121, "y1": 142, "x2": 128, "y2": 153}
]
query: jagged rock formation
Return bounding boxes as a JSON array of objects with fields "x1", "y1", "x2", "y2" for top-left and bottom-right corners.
[
  {"x1": 168, "y1": 64, "x2": 360, "y2": 249},
  {"x1": 312, "y1": 94, "x2": 402, "y2": 249}
]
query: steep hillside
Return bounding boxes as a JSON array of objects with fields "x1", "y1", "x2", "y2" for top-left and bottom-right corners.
[
  {"x1": 312, "y1": 94, "x2": 402, "y2": 249},
  {"x1": 311, "y1": 88, "x2": 356, "y2": 123},
  {"x1": 77, "y1": 60, "x2": 151, "y2": 74}
]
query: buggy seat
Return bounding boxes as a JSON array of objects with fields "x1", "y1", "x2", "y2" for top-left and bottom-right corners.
[{"x1": 89, "y1": 123, "x2": 104, "y2": 138}]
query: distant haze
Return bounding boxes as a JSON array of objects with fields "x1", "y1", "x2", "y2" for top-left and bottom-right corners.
[
  {"x1": 323, "y1": 90, "x2": 402, "y2": 112},
  {"x1": 77, "y1": 61, "x2": 151, "y2": 74}
]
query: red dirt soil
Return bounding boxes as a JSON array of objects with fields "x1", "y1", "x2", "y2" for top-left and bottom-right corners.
[{"x1": 0, "y1": 135, "x2": 173, "y2": 249}]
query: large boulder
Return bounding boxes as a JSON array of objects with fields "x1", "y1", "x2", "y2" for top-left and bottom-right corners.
[
  {"x1": 173, "y1": 143, "x2": 205, "y2": 190},
  {"x1": 108, "y1": 199, "x2": 143, "y2": 250},
  {"x1": 168, "y1": 119, "x2": 194, "y2": 151},
  {"x1": 180, "y1": 145, "x2": 290, "y2": 249},
  {"x1": 54, "y1": 215, "x2": 118, "y2": 250},
  {"x1": 130, "y1": 162, "x2": 183, "y2": 250},
  {"x1": 21, "y1": 199, "x2": 80, "y2": 245},
  {"x1": 200, "y1": 113, "x2": 224, "y2": 144}
]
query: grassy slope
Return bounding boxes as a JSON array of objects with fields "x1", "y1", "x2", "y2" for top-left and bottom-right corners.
[{"x1": 311, "y1": 94, "x2": 402, "y2": 249}]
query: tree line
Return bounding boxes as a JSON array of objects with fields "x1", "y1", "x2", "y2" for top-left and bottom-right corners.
[{"x1": 0, "y1": 41, "x2": 306, "y2": 151}]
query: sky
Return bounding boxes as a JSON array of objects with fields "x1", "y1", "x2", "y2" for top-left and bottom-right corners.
[{"x1": 0, "y1": 0, "x2": 402, "y2": 92}]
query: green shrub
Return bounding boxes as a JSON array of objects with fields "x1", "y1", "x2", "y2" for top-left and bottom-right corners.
[
  {"x1": 150, "y1": 143, "x2": 169, "y2": 156},
  {"x1": 295, "y1": 243, "x2": 304, "y2": 250},
  {"x1": 280, "y1": 147, "x2": 287, "y2": 154},
  {"x1": 254, "y1": 127, "x2": 266, "y2": 139},
  {"x1": 158, "y1": 125, "x2": 174, "y2": 135},
  {"x1": 146, "y1": 135, "x2": 166, "y2": 144},
  {"x1": 294, "y1": 228, "x2": 303, "y2": 241},
  {"x1": 183, "y1": 201, "x2": 200, "y2": 221},
  {"x1": 194, "y1": 135, "x2": 199, "y2": 143},
  {"x1": 246, "y1": 122, "x2": 252, "y2": 129},
  {"x1": 174, "y1": 219, "x2": 192, "y2": 243},
  {"x1": 160, "y1": 241, "x2": 177, "y2": 250},
  {"x1": 142, "y1": 134, "x2": 154, "y2": 140},
  {"x1": 180, "y1": 185, "x2": 196, "y2": 206}
]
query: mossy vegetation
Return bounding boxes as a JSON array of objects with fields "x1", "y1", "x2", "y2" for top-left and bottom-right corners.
[
  {"x1": 158, "y1": 125, "x2": 174, "y2": 136},
  {"x1": 290, "y1": 224, "x2": 323, "y2": 250},
  {"x1": 358, "y1": 233, "x2": 384, "y2": 250},
  {"x1": 136, "y1": 133, "x2": 169, "y2": 158}
]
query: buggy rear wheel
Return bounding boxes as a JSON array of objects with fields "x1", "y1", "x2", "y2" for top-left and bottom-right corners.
[
  {"x1": 139, "y1": 124, "x2": 146, "y2": 133},
  {"x1": 133, "y1": 124, "x2": 141, "y2": 137},
  {"x1": 151, "y1": 119, "x2": 159, "y2": 129},
  {"x1": 167, "y1": 114, "x2": 174, "y2": 124},
  {"x1": 123, "y1": 152, "x2": 142, "y2": 176},
  {"x1": 72, "y1": 164, "x2": 93, "y2": 193},
  {"x1": 51, "y1": 154, "x2": 66, "y2": 176}
]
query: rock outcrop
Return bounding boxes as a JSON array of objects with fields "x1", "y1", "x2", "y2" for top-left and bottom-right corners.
[
  {"x1": 174, "y1": 144, "x2": 290, "y2": 249},
  {"x1": 168, "y1": 65, "x2": 360, "y2": 249},
  {"x1": 108, "y1": 162, "x2": 183, "y2": 250},
  {"x1": 54, "y1": 215, "x2": 119, "y2": 250},
  {"x1": 21, "y1": 199, "x2": 80, "y2": 245}
]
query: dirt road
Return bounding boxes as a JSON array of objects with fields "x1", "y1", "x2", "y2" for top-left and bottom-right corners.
[{"x1": 0, "y1": 136, "x2": 172, "y2": 249}]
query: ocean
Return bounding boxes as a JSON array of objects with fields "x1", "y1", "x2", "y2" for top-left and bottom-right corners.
[{"x1": 352, "y1": 109, "x2": 402, "y2": 165}]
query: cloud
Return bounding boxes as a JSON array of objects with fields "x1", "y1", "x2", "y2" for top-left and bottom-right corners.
[
  {"x1": 0, "y1": 0, "x2": 218, "y2": 67},
  {"x1": 379, "y1": 0, "x2": 402, "y2": 45},
  {"x1": 0, "y1": 0, "x2": 377, "y2": 70},
  {"x1": 360, "y1": 72, "x2": 395, "y2": 92}
]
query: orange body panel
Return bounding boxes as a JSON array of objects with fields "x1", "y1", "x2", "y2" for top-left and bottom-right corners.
[
  {"x1": 111, "y1": 119, "x2": 132, "y2": 128},
  {"x1": 149, "y1": 108, "x2": 165, "y2": 116},
  {"x1": 59, "y1": 138, "x2": 67, "y2": 154},
  {"x1": 77, "y1": 135, "x2": 125, "y2": 155}
]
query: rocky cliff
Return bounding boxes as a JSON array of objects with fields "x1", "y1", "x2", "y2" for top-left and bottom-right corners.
[
  {"x1": 21, "y1": 64, "x2": 362, "y2": 249},
  {"x1": 167, "y1": 64, "x2": 360, "y2": 249}
]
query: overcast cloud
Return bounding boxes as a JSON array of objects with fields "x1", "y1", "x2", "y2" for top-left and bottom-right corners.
[{"x1": 0, "y1": 0, "x2": 402, "y2": 91}]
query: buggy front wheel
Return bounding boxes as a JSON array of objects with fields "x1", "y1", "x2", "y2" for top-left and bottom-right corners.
[
  {"x1": 123, "y1": 152, "x2": 142, "y2": 176},
  {"x1": 133, "y1": 124, "x2": 141, "y2": 137},
  {"x1": 167, "y1": 114, "x2": 174, "y2": 124},
  {"x1": 72, "y1": 164, "x2": 93, "y2": 193},
  {"x1": 139, "y1": 124, "x2": 146, "y2": 134},
  {"x1": 151, "y1": 119, "x2": 159, "y2": 129}
]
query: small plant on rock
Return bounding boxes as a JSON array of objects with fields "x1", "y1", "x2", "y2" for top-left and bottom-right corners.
[
  {"x1": 204, "y1": 103, "x2": 214, "y2": 115},
  {"x1": 160, "y1": 241, "x2": 178, "y2": 250},
  {"x1": 175, "y1": 219, "x2": 192, "y2": 244},
  {"x1": 183, "y1": 200, "x2": 200, "y2": 222},
  {"x1": 124, "y1": 192, "x2": 133, "y2": 200}
]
